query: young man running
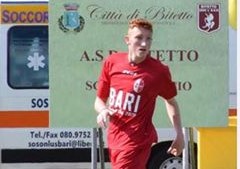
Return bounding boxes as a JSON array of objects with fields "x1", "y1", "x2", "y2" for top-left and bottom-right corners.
[{"x1": 94, "y1": 18, "x2": 184, "y2": 169}]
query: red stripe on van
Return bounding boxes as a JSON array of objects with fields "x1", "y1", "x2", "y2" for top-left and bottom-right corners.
[{"x1": 0, "y1": 111, "x2": 49, "y2": 127}]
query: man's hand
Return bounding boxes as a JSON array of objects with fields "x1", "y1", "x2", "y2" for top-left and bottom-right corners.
[
  {"x1": 97, "y1": 108, "x2": 114, "y2": 128},
  {"x1": 167, "y1": 134, "x2": 185, "y2": 156}
]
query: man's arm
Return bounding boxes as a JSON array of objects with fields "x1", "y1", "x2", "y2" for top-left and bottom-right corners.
[
  {"x1": 94, "y1": 96, "x2": 108, "y2": 113},
  {"x1": 164, "y1": 97, "x2": 184, "y2": 156}
]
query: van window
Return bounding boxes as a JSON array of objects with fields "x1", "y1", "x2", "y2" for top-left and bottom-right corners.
[{"x1": 7, "y1": 26, "x2": 48, "y2": 89}]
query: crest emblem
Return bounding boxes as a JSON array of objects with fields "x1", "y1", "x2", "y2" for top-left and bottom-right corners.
[
  {"x1": 133, "y1": 79, "x2": 144, "y2": 93},
  {"x1": 197, "y1": 4, "x2": 220, "y2": 33},
  {"x1": 58, "y1": 3, "x2": 85, "y2": 33}
]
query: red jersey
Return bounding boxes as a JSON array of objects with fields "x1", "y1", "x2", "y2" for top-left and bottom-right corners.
[{"x1": 97, "y1": 52, "x2": 177, "y2": 149}]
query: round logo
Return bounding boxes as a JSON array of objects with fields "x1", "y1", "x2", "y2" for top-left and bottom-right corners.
[{"x1": 133, "y1": 78, "x2": 144, "y2": 93}]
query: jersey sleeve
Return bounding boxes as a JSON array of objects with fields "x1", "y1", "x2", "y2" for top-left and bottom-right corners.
[
  {"x1": 158, "y1": 65, "x2": 177, "y2": 100},
  {"x1": 97, "y1": 59, "x2": 111, "y2": 99}
]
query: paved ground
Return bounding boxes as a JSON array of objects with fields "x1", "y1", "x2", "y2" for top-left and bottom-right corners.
[{"x1": 0, "y1": 163, "x2": 111, "y2": 169}]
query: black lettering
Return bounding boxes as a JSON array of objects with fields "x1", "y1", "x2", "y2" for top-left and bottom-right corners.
[
  {"x1": 31, "y1": 98, "x2": 37, "y2": 108},
  {"x1": 85, "y1": 81, "x2": 98, "y2": 91},
  {"x1": 31, "y1": 98, "x2": 49, "y2": 108},
  {"x1": 175, "y1": 81, "x2": 192, "y2": 91},
  {"x1": 109, "y1": 50, "x2": 118, "y2": 55},
  {"x1": 80, "y1": 51, "x2": 91, "y2": 61},
  {"x1": 37, "y1": 99, "x2": 44, "y2": 107},
  {"x1": 44, "y1": 98, "x2": 49, "y2": 108},
  {"x1": 187, "y1": 50, "x2": 199, "y2": 62},
  {"x1": 95, "y1": 50, "x2": 104, "y2": 61},
  {"x1": 126, "y1": 9, "x2": 140, "y2": 20},
  {"x1": 150, "y1": 49, "x2": 199, "y2": 62},
  {"x1": 167, "y1": 50, "x2": 175, "y2": 61}
]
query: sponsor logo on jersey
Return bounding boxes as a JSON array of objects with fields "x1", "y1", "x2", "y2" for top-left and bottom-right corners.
[{"x1": 109, "y1": 87, "x2": 141, "y2": 116}]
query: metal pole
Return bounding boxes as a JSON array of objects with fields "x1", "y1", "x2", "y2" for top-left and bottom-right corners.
[
  {"x1": 189, "y1": 128, "x2": 196, "y2": 169},
  {"x1": 91, "y1": 128, "x2": 98, "y2": 169},
  {"x1": 183, "y1": 128, "x2": 189, "y2": 169},
  {"x1": 98, "y1": 128, "x2": 105, "y2": 169}
]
